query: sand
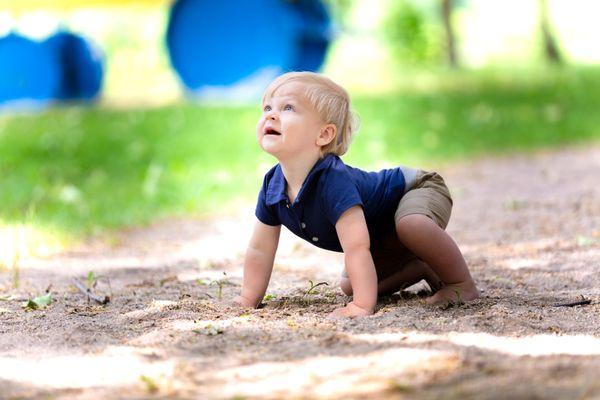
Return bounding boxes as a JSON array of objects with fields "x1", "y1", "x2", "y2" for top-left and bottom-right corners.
[{"x1": 1, "y1": 145, "x2": 599, "y2": 399}]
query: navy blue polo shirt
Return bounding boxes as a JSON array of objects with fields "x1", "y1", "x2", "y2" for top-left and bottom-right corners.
[{"x1": 255, "y1": 154, "x2": 407, "y2": 252}]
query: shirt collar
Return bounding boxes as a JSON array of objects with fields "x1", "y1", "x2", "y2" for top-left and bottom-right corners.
[{"x1": 265, "y1": 154, "x2": 336, "y2": 206}]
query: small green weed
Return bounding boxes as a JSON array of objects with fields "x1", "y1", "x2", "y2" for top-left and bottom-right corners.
[
  {"x1": 86, "y1": 271, "x2": 96, "y2": 288},
  {"x1": 139, "y1": 375, "x2": 159, "y2": 393},
  {"x1": 84, "y1": 270, "x2": 112, "y2": 297},
  {"x1": 305, "y1": 280, "x2": 329, "y2": 295},
  {"x1": 263, "y1": 293, "x2": 277, "y2": 302},
  {"x1": 198, "y1": 272, "x2": 234, "y2": 300},
  {"x1": 211, "y1": 272, "x2": 228, "y2": 300},
  {"x1": 303, "y1": 280, "x2": 329, "y2": 306},
  {"x1": 23, "y1": 293, "x2": 52, "y2": 310}
]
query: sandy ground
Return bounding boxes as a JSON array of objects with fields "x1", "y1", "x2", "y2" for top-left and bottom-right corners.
[{"x1": 1, "y1": 145, "x2": 599, "y2": 400}]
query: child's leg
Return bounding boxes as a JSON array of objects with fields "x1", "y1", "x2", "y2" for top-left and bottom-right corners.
[
  {"x1": 395, "y1": 214, "x2": 479, "y2": 303},
  {"x1": 377, "y1": 258, "x2": 442, "y2": 296},
  {"x1": 339, "y1": 258, "x2": 442, "y2": 297},
  {"x1": 393, "y1": 170, "x2": 479, "y2": 304}
]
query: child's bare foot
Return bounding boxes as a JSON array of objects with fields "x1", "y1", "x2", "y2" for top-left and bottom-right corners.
[
  {"x1": 425, "y1": 280, "x2": 480, "y2": 305},
  {"x1": 232, "y1": 295, "x2": 257, "y2": 308},
  {"x1": 328, "y1": 302, "x2": 374, "y2": 318}
]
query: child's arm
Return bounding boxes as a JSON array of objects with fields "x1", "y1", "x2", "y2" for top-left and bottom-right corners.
[
  {"x1": 330, "y1": 205, "x2": 378, "y2": 317},
  {"x1": 234, "y1": 218, "x2": 281, "y2": 308}
]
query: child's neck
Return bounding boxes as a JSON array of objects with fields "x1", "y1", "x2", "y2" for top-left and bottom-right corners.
[{"x1": 279, "y1": 152, "x2": 322, "y2": 203}]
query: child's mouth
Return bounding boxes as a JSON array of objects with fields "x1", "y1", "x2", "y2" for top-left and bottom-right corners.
[{"x1": 265, "y1": 128, "x2": 281, "y2": 136}]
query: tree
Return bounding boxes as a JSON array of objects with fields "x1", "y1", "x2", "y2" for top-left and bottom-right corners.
[
  {"x1": 384, "y1": 0, "x2": 458, "y2": 68},
  {"x1": 441, "y1": 0, "x2": 458, "y2": 68},
  {"x1": 538, "y1": 0, "x2": 563, "y2": 64}
]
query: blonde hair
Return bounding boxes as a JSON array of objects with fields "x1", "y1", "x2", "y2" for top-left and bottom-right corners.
[{"x1": 262, "y1": 71, "x2": 360, "y2": 157}]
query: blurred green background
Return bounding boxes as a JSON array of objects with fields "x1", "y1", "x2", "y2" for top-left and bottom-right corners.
[{"x1": 1, "y1": 0, "x2": 599, "y2": 255}]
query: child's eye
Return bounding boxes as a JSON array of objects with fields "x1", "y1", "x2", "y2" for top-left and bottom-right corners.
[
  {"x1": 263, "y1": 105, "x2": 272, "y2": 112},
  {"x1": 283, "y1": 104, "x2": 294, "y2": 111}
]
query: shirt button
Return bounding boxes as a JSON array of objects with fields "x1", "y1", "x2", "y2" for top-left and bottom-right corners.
[
  {"x1": 301, "y1": 222, "x2": 306, "y2": 228},
  {"x1": 312, "y1": 236, "x2": 319, "y2": 242}
]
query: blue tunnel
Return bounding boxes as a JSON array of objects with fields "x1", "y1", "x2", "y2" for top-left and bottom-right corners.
[
  {"x1": 47, "y1": 31, "x2": 104, "y2": 101},
  {"x1": 0, "y1": 31, "x2": 104, "y2": 106},
  {"x1": 166, "y1": 0, "x2": 333, "y2": 96}
]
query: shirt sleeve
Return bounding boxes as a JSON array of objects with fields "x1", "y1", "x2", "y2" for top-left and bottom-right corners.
[
  {"x1": 321, "y1": 169, "x2": 363, "y2": 226},
  {"x1": 255, "y1": 176, "x2": 281, "y2": 226}
]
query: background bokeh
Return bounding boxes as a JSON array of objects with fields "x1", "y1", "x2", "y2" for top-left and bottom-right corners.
[{"x1": 1, "y1": 0, "x2": 599, "y2": 257}]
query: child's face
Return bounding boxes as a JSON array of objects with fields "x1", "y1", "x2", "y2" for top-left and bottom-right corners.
[{"x1": 256, "y1": 81, "x2": 325, "y2": 160}]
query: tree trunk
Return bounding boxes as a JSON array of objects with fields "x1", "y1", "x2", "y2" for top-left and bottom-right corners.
[
  {"x1": 539, "y1": 0, "x2": 563, "y2": 64},
  {"x1": 441, "y1": 0, "x2": 458, "y2": 68}
]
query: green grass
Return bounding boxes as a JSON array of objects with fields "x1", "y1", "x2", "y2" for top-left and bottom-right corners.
[
  {"x1": 346, "y1": 67, "x2": 600, "y2": 165},
  {"x1": 1, "y1": 68, "x2": 599, "y2": 238}
]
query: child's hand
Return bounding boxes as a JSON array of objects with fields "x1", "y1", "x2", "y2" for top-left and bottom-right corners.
[{"x1": 328, "y1": 302, "x2": 374, "y2": 318}]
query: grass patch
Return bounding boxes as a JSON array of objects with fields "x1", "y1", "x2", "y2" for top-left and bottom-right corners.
[
  {"x1": 1, "y1": 68, "x2": 599, "y2": 241},
  {"x1": 346, "y1": 67, "x2": 600, "y2": 166}
]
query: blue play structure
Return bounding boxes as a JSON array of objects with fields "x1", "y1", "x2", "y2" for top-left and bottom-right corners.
[
  {"x1": 0, "y1": 1, "x2": 330, "y2": 105},
  {"x1": 47, "y1": 32, "x2": 104, "y2": 101},
  {"x1": 0, "y1": 31, "x2": 103, "y2": 107},
  {"x1": 166, "y1": 0, "x2": 332, "y2": 96}
]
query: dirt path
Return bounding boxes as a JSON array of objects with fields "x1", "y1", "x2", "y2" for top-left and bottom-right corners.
[{"x1": 1, "y1": 145, "x2": 599, "y2": 399}]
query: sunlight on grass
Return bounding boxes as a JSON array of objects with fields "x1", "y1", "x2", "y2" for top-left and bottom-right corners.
[
  {"x1": 0, "y1": 223, "x2": 68, "y2": 268},
  {"x1": 0, "y1": 104, "x2": 265, "y2": 234}
]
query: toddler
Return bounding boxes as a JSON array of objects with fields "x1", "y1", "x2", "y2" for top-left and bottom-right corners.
[{"x1": 234, "y1": 72, "x2": 479, "y2": 317}]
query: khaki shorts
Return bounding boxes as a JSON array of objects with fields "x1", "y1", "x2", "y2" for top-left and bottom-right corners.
[{"x1": 342, "y1": 170, "x2": 453, "y2": 280}]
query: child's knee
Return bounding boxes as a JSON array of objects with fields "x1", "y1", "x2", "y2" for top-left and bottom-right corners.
[
  {"x1": 340, "y1": 277, "x2": 353, "y2": 296},
  {"x1": 395, "y1": 213, "x2": 431, "y2": 236}
]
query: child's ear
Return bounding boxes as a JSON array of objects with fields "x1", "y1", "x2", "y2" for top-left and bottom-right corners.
[{"x1": 316, "y1": 124, "x2": 337, "y2": 146}]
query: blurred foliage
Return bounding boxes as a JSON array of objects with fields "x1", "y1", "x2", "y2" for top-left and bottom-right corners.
[
  {"x1": 323, "y1": 0, "x2": 354, "y2": 27},
  {"x1": 383, "y1": 0, "x2": 445, "y2": 65},
  {"x1": 0, "y1": 104, "x2": 261, "y2": 235},
  {"x1": 1, "y1": 68, "x2": 599, "y2": 239},
  {"x1": 348, "y1": 68, "x2": 600, "y2": 166}
]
